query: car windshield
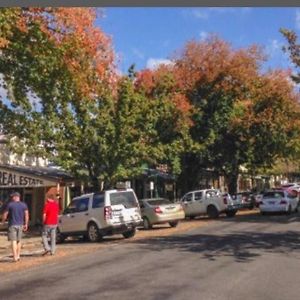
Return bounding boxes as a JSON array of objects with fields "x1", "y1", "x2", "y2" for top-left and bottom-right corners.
[
  {"x1": 146, "y1": 199, "x2": 172, "y2": 206},
  {"x1": 263, "y1": 192, "x2": 284, "y2": 199},
  {"x1": 110, "y1": 191, "x2": 137, "y2": 208}
]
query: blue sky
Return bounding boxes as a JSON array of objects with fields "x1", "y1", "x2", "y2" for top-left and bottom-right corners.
[{"x1": 97, "y1": 8, "x2": 300, "y2": 74}]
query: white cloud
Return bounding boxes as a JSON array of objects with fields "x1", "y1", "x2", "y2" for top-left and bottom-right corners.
[
  {"x1": 132, "y1": 48, "x2": 144, "y2": 60},
  {"x1": 188, "y1": 7, "x2": 252, "y2": 20},
  {"x1": 266, "y1": 39, "x2": 284, "y2": 56},
  {"x1": 209, "y1": 7, "x2": 252, "y2": 14},
  {"x1": 146, "y1": 58, "x2": 173, "y2": 70},
  {"x1": 296, "y1": 9, "x2": 300, "y2": 30},
  {"x1": 199, "y1": 31, "x2": 208, "y2": 41},
  {"x1": 191, "y1": 9, "x2": 209, "y2": 19}
]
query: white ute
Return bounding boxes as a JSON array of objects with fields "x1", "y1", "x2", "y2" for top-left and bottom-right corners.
[
  {"x1": 57, "y1": 188, "x2": 142, "y2": 242},
  {"x1": 180, "y1": 189, "x2": 238, "y2": 219}
]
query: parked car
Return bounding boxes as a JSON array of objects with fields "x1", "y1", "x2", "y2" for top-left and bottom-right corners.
[
  {"x1": 223, "y1": 193, "x2": 242, "y2": 208},
  {"x1": 254, "y1": 193, "x2": 264, "y2": 207},
  {"x1": 139, "y1": 198, "x2": 185, "y2": 229},
  {"x1": 259, "y1": 190, "x2": 299, "y2": 215},
  {"x1": 281, "y1": 183, "x2": 300, "y2": 193},
  {"x1": 180, "y1": 189, "x2": 239, "y2": 219},
  {"x1": 57, "y1": 188, "x2": 142, "y2": 243},
  {"x1": 232, "y1": 192, "x2": 256, "y2": 210}
]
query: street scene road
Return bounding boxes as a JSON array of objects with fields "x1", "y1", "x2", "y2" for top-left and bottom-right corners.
[{"x1": 1, "y1": 212, "x2": 299, "y2": 300}]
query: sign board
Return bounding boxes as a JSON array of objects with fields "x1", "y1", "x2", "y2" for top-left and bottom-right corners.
[
  {"x1": 0, "y1": 168, "x2": 58, "y2": 188},
  {"x1": 149, "y1": 181, "x2": 154, "y2": 191}
]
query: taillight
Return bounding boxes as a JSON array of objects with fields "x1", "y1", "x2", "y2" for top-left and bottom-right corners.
[
  {"x1": 154, "y1": 207, "x2": 163, "y2": 214},
  {"x1": 223, "y1": 197, "x2": 228, "y2": 205},
  {"x1": 280, "y1": 200, "x2": 287, "y2": 205},
  {"x1": 104, "y1": 206, "x2": 112, "y2": 220}
]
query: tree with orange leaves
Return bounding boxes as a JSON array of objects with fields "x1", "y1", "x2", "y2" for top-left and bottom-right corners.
[{"x1": 172, "y1": 36, "x2": 300, "y2": 194}]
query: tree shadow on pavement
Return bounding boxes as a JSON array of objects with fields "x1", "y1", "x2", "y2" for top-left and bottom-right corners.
[
  {"x1": 221, "y1": 211, "x2": 300, "y2": 224},
  {"x1": 131, "y1": 230, "x2": 300, "y2": 263}
]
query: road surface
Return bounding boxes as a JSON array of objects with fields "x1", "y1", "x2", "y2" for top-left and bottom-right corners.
[{"x1": 0, "y1": 212, "x2": 299, "y2": 300}]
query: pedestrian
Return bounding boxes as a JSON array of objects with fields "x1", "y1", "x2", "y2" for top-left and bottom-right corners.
[
  {"x1": 42, "y1": 194, "x2": 59, "y2": 256},
  {"x1": 1, "y1": 192, "x2": 29, "y2": 262}
]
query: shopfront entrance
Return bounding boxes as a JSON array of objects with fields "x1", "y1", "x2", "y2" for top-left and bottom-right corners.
[{"x1": 0, "y1": 164, "x2": 73, "y2": 225}]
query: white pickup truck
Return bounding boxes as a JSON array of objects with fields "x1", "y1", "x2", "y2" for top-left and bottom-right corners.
[{"x1": 180, "y1": 189, "x2": 238, "y2": 219}]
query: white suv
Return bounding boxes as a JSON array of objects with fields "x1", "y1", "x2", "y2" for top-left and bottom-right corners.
[
  {"x1": 57, "y1": 189, "x2": 142, "y2": 242},
  {"x1": 180, "y1": 189, "x2": 238, "y2": 219}
]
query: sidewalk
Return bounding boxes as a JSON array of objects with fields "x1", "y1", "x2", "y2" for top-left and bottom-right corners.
[{"x1": 0, "y1": 228, "x2": 44, "y2": 260}]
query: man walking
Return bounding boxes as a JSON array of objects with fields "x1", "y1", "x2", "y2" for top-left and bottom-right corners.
[
  {"x1": 2, "y1": 192, "x2": 29, "y2": 262},
  {"x1": 42, "y1": 194, "x2": 59, "y2": 256}
]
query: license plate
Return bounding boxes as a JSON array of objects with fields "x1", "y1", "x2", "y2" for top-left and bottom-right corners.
[
  {"x1": 166, "y1": 206, "x2": 175, "y2": 210},
  {"x1": 268, "y1": 201, "x2": 275, "y2": 205},
  {"x1": 112, "y1": 210, "x2": 121, "y2": 216}
]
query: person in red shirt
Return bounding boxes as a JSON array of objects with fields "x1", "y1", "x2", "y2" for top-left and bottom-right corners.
[{"x1": 42, "y1": 194, "x2": 59, "y2": 256}]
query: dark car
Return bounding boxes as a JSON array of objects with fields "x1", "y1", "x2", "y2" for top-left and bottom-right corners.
[{"x1": 232, "y1": 192, "x2": 256, "y2": 210}]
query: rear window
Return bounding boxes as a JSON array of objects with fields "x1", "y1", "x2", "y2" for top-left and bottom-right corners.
[
  {"x1": 287, "y1": 191, "x2": 298, "y2": 199},
  {"x1": 146, "y1": 199, "x2": 172, "y2": 206},
  {"x1": 282, "y1": 184, "x2": 295, "y2": 188},
  {"x1": 109, "y1": 191, "x2": 138, "y2": 208},
  {"x1": 263, "y1": 192, "x2": 284, "y2": 199}
]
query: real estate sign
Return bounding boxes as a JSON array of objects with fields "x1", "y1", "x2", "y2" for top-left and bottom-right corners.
[{"x1": 0, "y1": 168, "x2": 57, "y2": 188}]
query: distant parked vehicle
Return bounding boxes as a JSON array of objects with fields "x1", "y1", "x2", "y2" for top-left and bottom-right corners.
[
  {"x1": 180, "y1": 189, "x2": 239, "y2": 219},
  {"x1": 259, "y1": 190, "x2": 299, "y2": 215},
  {"x1": 281, "y1": 183, "x2": 300, "y2": 194},
  {"x1": 232, "y1": 192, "x2": 256, "y2": 210},
  {"x1": 139, "y1": 198, "x2": 185, "y2": 229},
  {"x1": 57, "y1": 188, "x2": 142, "y2": 243}
]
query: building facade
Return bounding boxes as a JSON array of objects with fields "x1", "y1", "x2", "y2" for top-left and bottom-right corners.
[{"x1": 0, "y1": 135, "x2": 73, "y2": 226}]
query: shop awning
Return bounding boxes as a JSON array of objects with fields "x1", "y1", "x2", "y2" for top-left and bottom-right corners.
[{"x1": 0, "y1": 164, "x2": 74, "y2": 188}]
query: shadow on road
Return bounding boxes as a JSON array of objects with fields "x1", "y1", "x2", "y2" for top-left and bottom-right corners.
[
  {"x1": 131, "y1": 213, "x2": 300, "y2": 263},
  {"x1": 221, "y1": 211, "x2": 300, "y2": 224}
]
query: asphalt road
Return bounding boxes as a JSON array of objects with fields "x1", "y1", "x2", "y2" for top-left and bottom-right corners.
[{"x1": 1, "y1": 212, "x2": 300, "y2": 300}]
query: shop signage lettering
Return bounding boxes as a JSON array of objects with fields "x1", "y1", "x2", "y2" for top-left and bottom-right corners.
[{"x1": 0, "y1": 171, "x2": 44, "y2": 187}]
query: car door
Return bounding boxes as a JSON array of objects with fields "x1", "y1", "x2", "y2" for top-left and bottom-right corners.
[
  {"x1": 60, "y1": 197, "x2": 90, "y2": 233},
  {"x1": 181, "y1": 192, "x2": 194, "y2": 216},
  {"x1": 193, "y1": 191, "x2": 206, "y2": 214}
]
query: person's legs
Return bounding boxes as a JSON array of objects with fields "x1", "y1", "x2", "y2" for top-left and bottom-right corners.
[
  {"x1": 16, "y1": 226, "x2": 23, "y2": 260},
  {"x1": 50, "y1": 226, "x2": 57, "y2": 255},
  {"x1": 8, "y1": 226, "x2": 18, "y2": 261},
  {"x1": 42, "y1": 225, "x2": 51, "y2": 253},
  {"x1": 16, "y1": 241, "x2": 22, "y2": 260},
  {"x1": 11, "y1": 241, "x2": 18, "y2": 261}
]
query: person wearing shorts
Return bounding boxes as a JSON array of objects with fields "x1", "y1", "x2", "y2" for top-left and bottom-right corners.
[{"x1": 2, "y1": 192, "x2": 29, "y2": 262}]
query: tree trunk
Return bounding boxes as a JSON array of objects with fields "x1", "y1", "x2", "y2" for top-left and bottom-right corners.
[{"x1": 226, "y1": 171, "x2": 239, "y2": 195}]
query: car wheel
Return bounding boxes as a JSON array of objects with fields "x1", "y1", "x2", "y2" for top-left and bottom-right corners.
[
  {"x1": 122, "y1": 228, "x2": 136, "y2": 239},
  {"x1": 143, "y1": 217, "x2": 152, "y2": 230},
  {"x1": 56, "y1": 228, "x2": 66, "y2": 244},
  {"x1": 207, "y1": 205, "x2": 219, "y2": 219},
  {"x1": 87, "y1": 222, "x2": 102, "y2": 242},
  {"x1": 169, "y1": 221, "x2": 179, "y2": 228},
  {"x1": 226, "y1": 210, "x2": 237, "y2": 218}
]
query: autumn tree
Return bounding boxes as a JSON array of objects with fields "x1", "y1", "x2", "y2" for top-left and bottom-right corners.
[
  {"x1": 0, "y1": 7, "x2": 116, "y2": 188},
  {"x1": 172, "y1": 36, "x2": 300, "y2": 194},
  {"x1": 0, "y1": 8, "x2": 192, "y2": 190}
]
